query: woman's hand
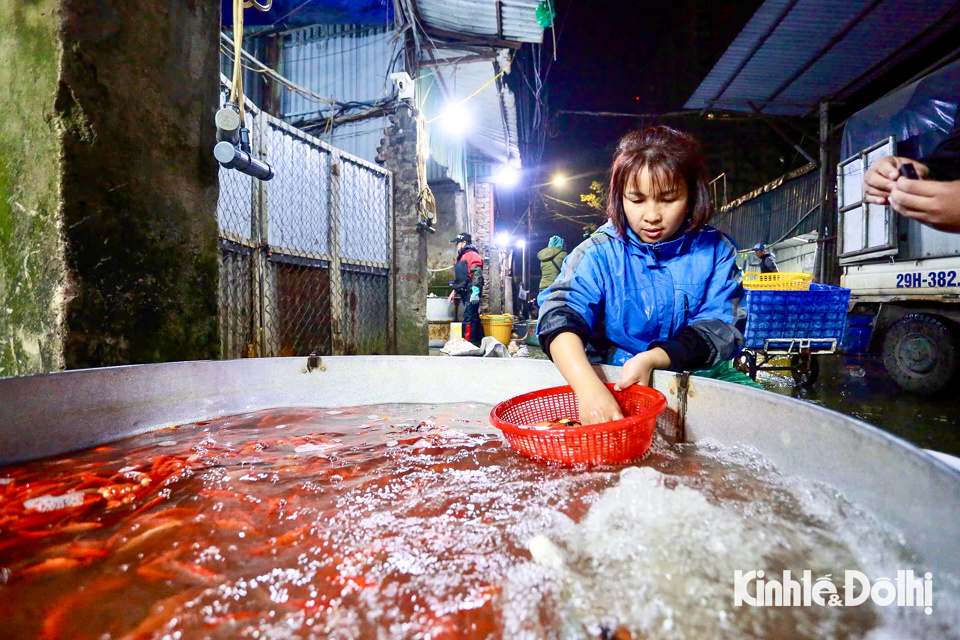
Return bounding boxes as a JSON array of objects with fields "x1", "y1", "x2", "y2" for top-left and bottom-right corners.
[
  {"x1": 864, "y1": 156, "x2": 930, "y2": 205},
  {"x1": 614, "y1": 348, "x2": 671, "y2": 390},
  {"x1": 575, "y1": 382, "x2": 624, "y2": 426},
  {"x1": 547, "y1": 332, "x2": 624, "y2": 425},
  {"x1": 889, "y1": 177, "x2": 960, "y2": 233}
]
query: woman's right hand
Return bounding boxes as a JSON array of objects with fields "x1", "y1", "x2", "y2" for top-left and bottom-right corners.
[
  {"x1": 547, "y1": 332, "x2": 624, "y2": 425},
  {"x1": 575, "y1": 382, "x2": 624, "y2": 426},
  {"x1": 864, "y1": 156, "x2": 929, "y2": 205}
]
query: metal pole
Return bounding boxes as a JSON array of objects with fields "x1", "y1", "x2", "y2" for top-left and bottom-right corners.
[
  {"x1": 329, "y1": 149, "x2": 344, "y2": 355},
  {"x1": 815, "y1": 100, "x2": 830, "y2": 283},
  {"x1": 522, "y1": 243, "x2": 527, "y2": 295},
  {"x1": 504, "y1": 249, "x2": 514, "y2": 316}
]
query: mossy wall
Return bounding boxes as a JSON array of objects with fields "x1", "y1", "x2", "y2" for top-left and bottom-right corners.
[
  {"x1": 0, "y1": 0, "x2": 65, "y2": 376},
  {"x1": 381, "y1": 107, "x2": 427, "y2": 354},
  {"x1": 58, "y1": 0, "x2": 221, "y2": 367}
]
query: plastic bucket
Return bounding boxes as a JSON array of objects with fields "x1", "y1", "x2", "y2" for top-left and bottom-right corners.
[{"x1": 481, "y1": 314, "x2": 513, "y2": 345}]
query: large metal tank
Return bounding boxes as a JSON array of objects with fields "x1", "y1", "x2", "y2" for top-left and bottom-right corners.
[{"x1": 2, "y1": 356, "x2": 959, "y2": 575}]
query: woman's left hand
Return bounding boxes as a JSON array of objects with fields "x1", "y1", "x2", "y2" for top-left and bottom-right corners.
[{"x1": 614, "y1": 348, "x2": 671, "y2": 390}]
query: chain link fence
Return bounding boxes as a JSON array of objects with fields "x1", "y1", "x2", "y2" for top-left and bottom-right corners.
[{"x1": 216, "y1": 85, "x2": 394, "y2": 359}]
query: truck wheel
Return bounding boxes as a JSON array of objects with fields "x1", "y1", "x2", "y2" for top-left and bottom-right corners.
[
  {"x1": 790, "y1": 354, "x2": 819, "y2": 386},
  {"x1": 882, "y1": 314, "x2": 958, "y2": 395}
]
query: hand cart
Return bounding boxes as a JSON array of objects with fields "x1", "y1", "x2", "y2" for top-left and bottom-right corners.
[{"x1": 733, "y1": 281, "x2": 851, "y2": 387}]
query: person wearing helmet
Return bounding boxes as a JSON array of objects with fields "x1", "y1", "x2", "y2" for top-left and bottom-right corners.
[
  {"x1": 752, "y1": 243, "x2": 778, "y2": 273},
  {"x1": 448, "y1": 233, "x2": 485, "y2": 346}
]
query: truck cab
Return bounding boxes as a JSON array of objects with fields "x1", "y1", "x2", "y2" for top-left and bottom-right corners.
[{"x1": 838, "y1": 71, "x2": 960, "y2": 394}]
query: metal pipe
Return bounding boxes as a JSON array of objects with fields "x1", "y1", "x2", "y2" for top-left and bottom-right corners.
[
  {"x1": 748, "y1": 102, "x2": 819, "y2": 168},
  {"x1": 521, "y1": 242, "x2": 527, "y2": 295},
  {"x1": 815, "y1": 101, "x2": 830, "y2": 282},
  {"x1": 216, "y1": 105, "x2": 241, "y2": 145},
  {"x1": 214, "y1": 141, "x2": 275, "y2": 181}
]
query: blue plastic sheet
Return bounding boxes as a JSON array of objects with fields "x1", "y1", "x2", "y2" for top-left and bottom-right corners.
[
  {"x1": 841, "y1": 58, "x2": 960, "y2": 161},
  {"x1": 222, "y1": 0, "x2": 393, "y2": 27}
]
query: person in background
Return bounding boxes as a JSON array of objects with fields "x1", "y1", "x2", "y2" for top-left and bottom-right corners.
[
  {"x1": 538, "y1": 126, "x2": 750, "y2": 426},
  {"x1": 752, "y1": 243, "x2": 778, "y2": 273},
  {"x1": 864, "y1": 122, "x2": 960, "y2": 233},
  {"x1": 538, "y1": 235, "x2": 568, "y2": 292},
  {"x1": 448, "y1": 232, "x2": 485, "y2": 346}
]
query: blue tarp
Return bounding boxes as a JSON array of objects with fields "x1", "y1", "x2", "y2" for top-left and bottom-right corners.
[
  {"x1": 841, "y1": 58, "x2": 960, "y2": 161},
  {"x1": 221, "y1": 0, "x2": 393, "y2": 27}
]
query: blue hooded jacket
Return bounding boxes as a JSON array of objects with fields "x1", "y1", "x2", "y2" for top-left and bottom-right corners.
[{"x1": 536, "y1": 221, "x2": 745, "y2": 368}]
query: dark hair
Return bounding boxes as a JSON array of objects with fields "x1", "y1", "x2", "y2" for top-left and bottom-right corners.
[{"x1": 605, "y1": 126, "x2": 712, "y2": 239}]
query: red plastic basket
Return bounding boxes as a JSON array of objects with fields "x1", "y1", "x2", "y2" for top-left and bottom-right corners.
[{"x1": 489, "y1": 383, "x2": 667, "y2": 466}]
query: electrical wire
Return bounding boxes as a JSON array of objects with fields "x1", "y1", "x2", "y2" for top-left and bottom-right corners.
[
  {"x1": 222, "y1": 33, "x2": 341, "y2": 107},
  {"x1": 423, "y1": 51, "x2": 515, "y2": 124},
  {"x1": 228, "y1": 0, "x2": 274, "y2": 125},
  {"x1": 541, "y1": 192, "x2": 602, "y2": 212}
]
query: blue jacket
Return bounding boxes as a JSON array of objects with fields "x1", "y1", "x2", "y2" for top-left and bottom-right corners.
[{"x1": 537, "y1": 221, "x2": 745, "y2": 367}]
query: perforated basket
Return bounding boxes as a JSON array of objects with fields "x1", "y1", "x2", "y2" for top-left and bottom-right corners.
[
  {"x1": 742, "y1": 283, "x2": 851, "y2": 349},
  {"x1": 489, "y1": 384, "x2": 667, "y2": 466},
  {"x1": 743, "y1": 272, "x2": 814, "y2": 290}
]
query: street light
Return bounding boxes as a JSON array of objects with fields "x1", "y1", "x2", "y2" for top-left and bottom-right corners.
[
  {"x1": 552, "y1": 174, "x2": 566, "y2": 187},
  {"x1": 492, "y1": 165, "x2": 519, "y2": 187},
  {"x1": 440, "y1": 102, "x2": 472, "y2": 136},
  {"x1": 495, "y1": 232, "x2": 511, "y2": 248}
]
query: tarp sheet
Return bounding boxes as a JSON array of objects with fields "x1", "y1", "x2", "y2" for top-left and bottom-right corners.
[
  {"x1": 841, "y1": 58, "x2": 960, "y2": 161},
  {"x1": 221, "y1": 0, "x2": 393, "y2": 28}
]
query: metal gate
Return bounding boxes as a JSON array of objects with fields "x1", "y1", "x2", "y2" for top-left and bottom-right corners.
[{"x1": 216, "y1": 89, "x2": 394, "y2": 358}]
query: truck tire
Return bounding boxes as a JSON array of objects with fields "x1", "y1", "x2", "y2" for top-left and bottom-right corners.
[{"x1": 882, "y1": 314, "x2": 958, "y2": 395}]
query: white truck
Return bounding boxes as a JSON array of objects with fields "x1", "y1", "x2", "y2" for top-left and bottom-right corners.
[{"x1": 838, "y1": 135, "x2": 960, "y2": 395}]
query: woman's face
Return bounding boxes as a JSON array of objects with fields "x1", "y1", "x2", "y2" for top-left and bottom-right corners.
[{"x1": 622, "y1": 166, "x2": 689, "y2": 243}]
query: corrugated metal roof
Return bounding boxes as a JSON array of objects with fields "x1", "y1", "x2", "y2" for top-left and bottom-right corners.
[
  {"x1": 685, "y1": 0, "x2": 960, "y2": 116},
  {"x1": 419, "y1": 74, "x2": 469, "y2": 191},
  {"x1": 416, "y1": 0, "x2": 545, "y2": 43},
  {"x1": 279, "y1": 24, "x2": 403, "y2": 121},
  {"x1": 427, "y1": 49, "x2": 520, "y2": 165}
]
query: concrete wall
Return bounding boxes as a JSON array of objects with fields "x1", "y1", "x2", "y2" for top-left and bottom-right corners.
[
  {"x1": 0, "y1": 0, "x2": 65, "y2": 376},
  {"x1": 426, "y1": 180, "x2": 467, "y2": 295},
  {"x1": 58, "y1": 0, "x2": 221, "y2": 368},
  {"x1": 473, "y1": 182, "x2": 496, "y2": 314},
  {"x1": 381, "y1": 105, "x2": 427, "y2": 354},
  {"x1": 1, "y1": 0, "x2": 222, "y2": 374},
  {"x1": 771, "y1": 241, "x2": 818, "y2": 275}
]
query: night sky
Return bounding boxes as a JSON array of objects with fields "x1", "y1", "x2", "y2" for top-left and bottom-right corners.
[
  {"x1": 514, "y1": 0, "x2": 797, "y2": 255},
  {"x1": 544, "y1": 0, "x2": 764, "y2": 172}
]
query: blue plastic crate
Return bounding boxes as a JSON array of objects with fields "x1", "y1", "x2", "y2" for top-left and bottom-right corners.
[{"x1": 742, "y1": 284, "x2": 851, "y2": 350}]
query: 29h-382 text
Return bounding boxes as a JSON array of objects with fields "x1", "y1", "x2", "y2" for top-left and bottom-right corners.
[{"x1": 895, "y1": 270, "x2": 958, "y2": 288}]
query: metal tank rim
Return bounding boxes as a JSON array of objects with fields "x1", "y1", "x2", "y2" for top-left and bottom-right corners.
[{"x1": 1, "y1": 355, "x2": 958, "y2": 575}]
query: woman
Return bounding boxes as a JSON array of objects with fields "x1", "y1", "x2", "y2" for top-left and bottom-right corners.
[{"x1": 537, "y1": 126, "x2": 748, "y2": 425}]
